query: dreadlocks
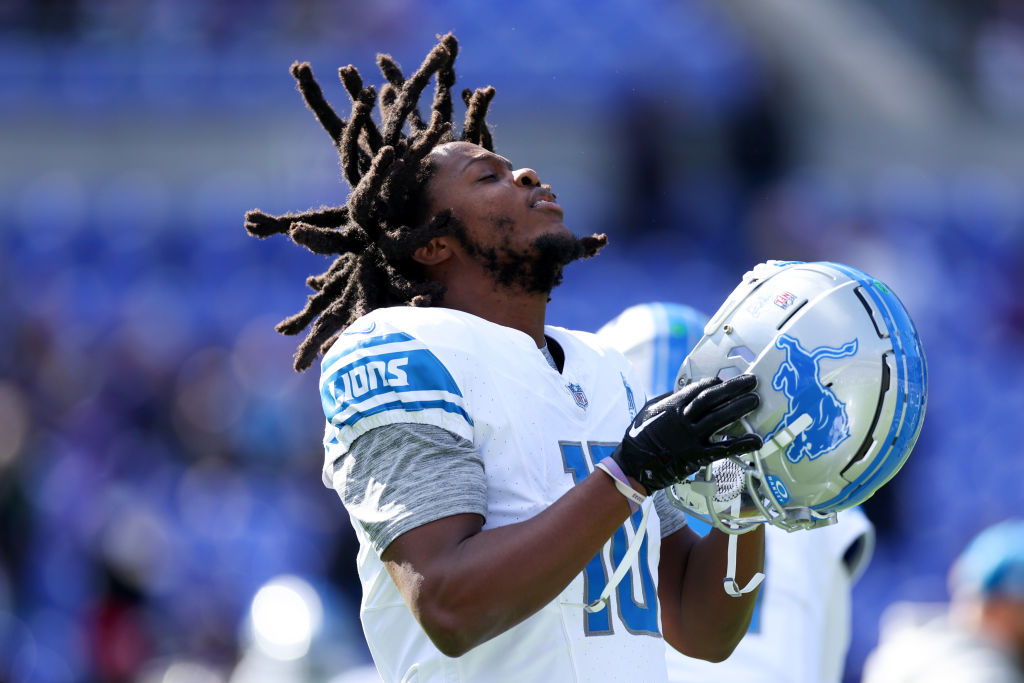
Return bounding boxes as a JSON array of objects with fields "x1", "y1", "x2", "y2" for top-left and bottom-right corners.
[{"x1": 245, "y1": 33, "x2": 605, "y2": 371}]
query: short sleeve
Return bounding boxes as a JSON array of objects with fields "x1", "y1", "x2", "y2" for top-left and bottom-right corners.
[
  {"x1": 332, "y1": 422, "x2": 487, "y2": 556},
  {"x1": 320, "y1": 321, "x2": 475, "y2": 484}
]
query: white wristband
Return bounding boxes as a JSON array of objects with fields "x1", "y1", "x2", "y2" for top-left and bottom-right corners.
[{"x1": 595, "y1": 458, "x2": 646, "y2": 513}]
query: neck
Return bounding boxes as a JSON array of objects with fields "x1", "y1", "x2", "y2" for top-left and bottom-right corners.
[{"x1": 439, "y1": 281, "x2": 549, "y2": 347}]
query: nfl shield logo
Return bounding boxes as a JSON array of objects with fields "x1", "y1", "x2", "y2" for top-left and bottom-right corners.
[
  {"x1": 774, "y1": 291, "x2": 797, "y2": 310},
  {"x1": 567, "y1": 383, "x2": 589, "y2": 410}
]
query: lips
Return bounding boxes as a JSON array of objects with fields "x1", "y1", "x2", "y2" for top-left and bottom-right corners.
[{"x1": 530, "y1": 188, "x2": 563, "y2": 216}]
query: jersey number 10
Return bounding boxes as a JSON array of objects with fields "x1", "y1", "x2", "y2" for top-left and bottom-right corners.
[{"x1": 560, "y1": 442, "x2": 660, "y2": 637}]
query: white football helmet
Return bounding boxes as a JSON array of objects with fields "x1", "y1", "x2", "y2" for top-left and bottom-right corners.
[{"x1": 667, "y1": 261, "x2": 928, "y2": 534}]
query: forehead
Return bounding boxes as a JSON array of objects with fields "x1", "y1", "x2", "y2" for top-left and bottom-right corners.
[{"x1": 428, "y1": 141, "x2": 512, "y2": 175}]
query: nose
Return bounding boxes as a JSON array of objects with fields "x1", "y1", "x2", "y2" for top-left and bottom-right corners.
[{"x1": 513, "y1": 168, "x2": 541, "y2": 188}]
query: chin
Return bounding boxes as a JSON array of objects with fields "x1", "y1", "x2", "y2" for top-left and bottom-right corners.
[{"x1": 536, "y1": 219, "x2": 572, "y2": 240}]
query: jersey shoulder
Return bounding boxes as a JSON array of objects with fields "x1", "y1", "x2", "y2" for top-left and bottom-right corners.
[
  {"x1": 320, "y1": 307, "x2": 480, "y2": 460},
  {"x1": 322, "y1": 306, "x2": 485, "y2": 367}
]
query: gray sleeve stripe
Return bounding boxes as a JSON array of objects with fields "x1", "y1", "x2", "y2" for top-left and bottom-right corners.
[{"x1": 333, "y1": 423, "x2": 488, "y2": 555}]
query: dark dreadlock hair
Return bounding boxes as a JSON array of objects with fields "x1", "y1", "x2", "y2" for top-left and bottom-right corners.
[{"x1": 245, "y1": 34, "x2": 606, "y2": 371}]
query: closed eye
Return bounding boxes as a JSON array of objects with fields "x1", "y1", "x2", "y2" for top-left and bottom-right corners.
[{"x1": 477, "y1": 173, "x2": 497, "y2": 182}]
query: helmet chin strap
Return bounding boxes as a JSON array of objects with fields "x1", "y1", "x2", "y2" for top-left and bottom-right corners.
[
  {"x1": 566, "y1": 494, "x2": 764, "y2": 611},
  {"x1": 564, "y1": 498, "x2": 654, "y2": 614},
  {"x1": 568, "y1": 412, "x2": 805, "y2": 611},
  {"x1": 722, "y1": 498, "x2": 765, "y2": 597}
]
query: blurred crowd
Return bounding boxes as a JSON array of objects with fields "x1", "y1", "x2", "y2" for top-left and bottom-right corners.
[{"x1": 3, "y1": 1, "x2": 1024, "y2": 681}]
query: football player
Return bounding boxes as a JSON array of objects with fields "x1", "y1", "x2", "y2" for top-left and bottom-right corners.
[
  {"x1": 862, "y1": 519, "x2": 1024, "y2": 683},
  {"x1": 597, "y1": 302, "x2": 876, "y2": 683},
  {"x1": 244, "y1": 35, "x2": 765, "y2": 682}
]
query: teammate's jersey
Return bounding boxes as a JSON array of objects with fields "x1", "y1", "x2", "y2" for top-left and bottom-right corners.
[
  {"x1": 668, "y1": 509, "x2": 873, "y2": 683},
  {"x1": 595, "y1": 301, "x2": 709, "y2": 397},
  {"x1": 320, "y1": 306, "x2": 670, "y2": 683}
]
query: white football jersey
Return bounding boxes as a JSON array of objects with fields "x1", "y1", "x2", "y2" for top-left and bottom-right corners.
[{"x1": 321, "y1": 307, "x2": 670, "y2": 683}]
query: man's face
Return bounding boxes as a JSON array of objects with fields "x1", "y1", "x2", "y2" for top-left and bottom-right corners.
[
  {"x1": 989, "y1": 598, "x2": 1024, "y2": 660},
  {"x1": 423, "y1": 141, "x2": 591, "y2": 294}
]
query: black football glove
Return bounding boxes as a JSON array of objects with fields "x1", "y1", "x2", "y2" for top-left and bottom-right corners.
[{"x1": 611, "y1": 374, "x2": 763, "y2": 494}]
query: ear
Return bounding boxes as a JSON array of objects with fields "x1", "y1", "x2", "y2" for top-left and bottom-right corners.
[{"x1": 412, "y1": 237, "x2": 454, "y2": 266}]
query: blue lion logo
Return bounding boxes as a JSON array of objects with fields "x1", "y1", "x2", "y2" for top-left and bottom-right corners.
[{"x1": 765, "y1": 334, "x2": 859, "y2": 463}]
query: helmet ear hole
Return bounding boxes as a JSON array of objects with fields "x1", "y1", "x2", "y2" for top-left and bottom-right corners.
[
  {"x1": 717, "y1": 368, "x2": 740, "y2": 380},
  {"x1": 854, "y1": 286, "x2": 888, "y2": 339},
  {"x1": 840, "y1": 352, "x2": 894, "y2": 482},
  {"x1": 728, "y1": 346, "x2": 755, "y2": 363}
]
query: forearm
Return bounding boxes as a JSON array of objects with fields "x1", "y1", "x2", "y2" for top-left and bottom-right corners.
[
  {"x1": 383, "y1": 469, "x2": 633, "y2": 656},
  {"x1": 662, "y1": 525, "x2": 765, "y2": 661}
]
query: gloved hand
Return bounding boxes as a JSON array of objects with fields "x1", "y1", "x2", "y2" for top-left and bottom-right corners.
[{"x1": 612, "y1": 374, "x2": 763, "y2": 494}]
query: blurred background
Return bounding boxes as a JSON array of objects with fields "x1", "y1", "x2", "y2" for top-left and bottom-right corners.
[{"x1": 3, "y1": 0, "x2": 1024, "y2": 680}]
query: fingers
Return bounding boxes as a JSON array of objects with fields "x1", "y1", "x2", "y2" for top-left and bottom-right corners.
[
  {"x1": 705, "y1": 433, "x2": 764, "y2": 460},
  {"x1": 659, "y1": 376, "x2": 719, "y2": 411},
  {"x1": 643, "y1": 391, "x2": 677, "y2": 412},
  {"x1": 683, "y1": 374, "x2": 757, "y2": 421},
  {"x1": 694, "y1": 392, "x2": 759, "y2": 435},
  {"x1": 682, "y1": 376, "x2": 722, "y2": 396}
]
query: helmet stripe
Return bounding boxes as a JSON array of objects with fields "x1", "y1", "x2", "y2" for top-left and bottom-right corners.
[{"x1": 813, "y1": 262, "x2": 928, "y2": 511}]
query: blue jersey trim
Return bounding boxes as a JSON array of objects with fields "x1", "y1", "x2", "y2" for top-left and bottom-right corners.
[
  {"x1": 321, "y1": 333, "x2": 472, "y2": 428},
  {"x1": 337, "y1": 398, "x2": 472, "y2": 427},
  {"x1": 322, "y1": 331, "x2": 415, "y2": 367},
  {"x1": 325, "y1": 349, "x2": 462, "y2": 397}
]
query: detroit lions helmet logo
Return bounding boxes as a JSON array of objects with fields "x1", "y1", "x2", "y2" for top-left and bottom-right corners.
[{"x1": 765, "y1": 334, "x2": 859, "y2": 463}]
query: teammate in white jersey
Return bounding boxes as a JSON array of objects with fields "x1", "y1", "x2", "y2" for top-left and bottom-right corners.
[
  {"x1": 598, "y1": 302, "x2": 876, "y2": 683},
  {"x1": 863, "y1": 519, "x2": 1024, "y2": 683},
  {"x1": 245, "y1": 34, "x2": 765, "y2": 683}
]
